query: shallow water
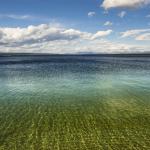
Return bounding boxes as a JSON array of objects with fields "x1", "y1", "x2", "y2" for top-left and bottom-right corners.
[{"x1": 0, "y1": 55, "x2": 150, "y2": 149}]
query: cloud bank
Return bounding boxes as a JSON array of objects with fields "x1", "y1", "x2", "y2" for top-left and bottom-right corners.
[
  {"x1": 0, "y1": 24, "x2": 149, "y2": 54},
  {"x1": 101, "y1": 0, "x2": 150, "y2": 9}
]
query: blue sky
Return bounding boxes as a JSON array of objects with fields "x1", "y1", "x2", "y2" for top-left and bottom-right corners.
[{"x1": 0, "y1": 0, "x2": 150, "y2": 53}]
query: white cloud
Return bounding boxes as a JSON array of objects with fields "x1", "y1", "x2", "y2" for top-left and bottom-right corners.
[
  {"x1": 88, "y1": 12, "x2": 96, "y2": 17},
  {"x1": 91, "y1": 30, "x2": 113, "y2": 39},
  {"x1": 121, "y1": 28, "x2": 150, "y2": 41},
  {"x1": 0, "y1": 24, "x2": 149, "y2": 53},
  {"x1": 118, "y1": 11, "x2": 126, "y2": 18},
  {"x1": 101, "y1": 0, "x2": 150, "y2": 9},
  {"x1": 121, "y1": 29, "x2": 150, "y2": 38},
  {"x1": 0, "y1": 24, "x2": 112, "y2": 46},
  {"x1": 0, "y1": 24, "x2": 91, "y2": 46},
  {"x1": 0, "y1": 24, "x2": 116, "y2": 53},
  {"x1": 104, "y1": 21, "x2": 113, "y2": 26},
  {"x1": 0, "y1": 14, "x2": 54, "y2": 23}
]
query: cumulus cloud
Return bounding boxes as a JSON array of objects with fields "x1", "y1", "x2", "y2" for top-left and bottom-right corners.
[
  {"x1": 0, "y1": 24, "x2": 113, "y2": 46},
  {"x1": 118, "y1": 11, "x2": 126, "y2": 18},
  {"x1": 104, "y1": 21, "x2": 113, "y2": 26},
  {"x1": 101, "y1": 0, "x2": 150, "y2": 10},
  {"x1": 88, "y1": 12, "x2": 96, "y2": 17},
  {"x1": 0, "y1": 24, "x2": 92, "y2": 46}
]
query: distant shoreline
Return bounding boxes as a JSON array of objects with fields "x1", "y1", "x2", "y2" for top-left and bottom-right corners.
[{"x1": 0, "y1": 53, "x2": 150, "y2": 57}]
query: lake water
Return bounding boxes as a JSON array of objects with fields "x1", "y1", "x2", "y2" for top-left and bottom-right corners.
[{"x1": 0, "y1": 55, "x2": 150, "y2": 149}]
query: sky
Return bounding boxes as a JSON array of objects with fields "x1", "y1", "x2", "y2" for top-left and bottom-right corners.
[{"x1": 0, "y1": 0, "x2": 150, "y2": 54}]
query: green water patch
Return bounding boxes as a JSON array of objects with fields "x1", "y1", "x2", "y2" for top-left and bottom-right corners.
[{"x1": 0, "y1": 88, "x2": 150, "y2": 150}]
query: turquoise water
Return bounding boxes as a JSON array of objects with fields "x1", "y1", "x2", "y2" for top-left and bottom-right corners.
[{"x1": 0, "y1": 55, "x2": 150, "y2": 149}]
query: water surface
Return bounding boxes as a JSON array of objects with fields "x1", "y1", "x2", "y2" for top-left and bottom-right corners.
[{"x1": 0, "y1": 55, "x2": 150, "y2": 149}]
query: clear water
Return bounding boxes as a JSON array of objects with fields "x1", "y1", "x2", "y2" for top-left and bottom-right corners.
[{"x1": 0, "y1": 55, "x2": 150, "y2": 149}]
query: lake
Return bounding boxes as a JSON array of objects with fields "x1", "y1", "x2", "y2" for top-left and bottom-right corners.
[{"x1": 0, "y1": 54, "x2": 150, "y2": 149}]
